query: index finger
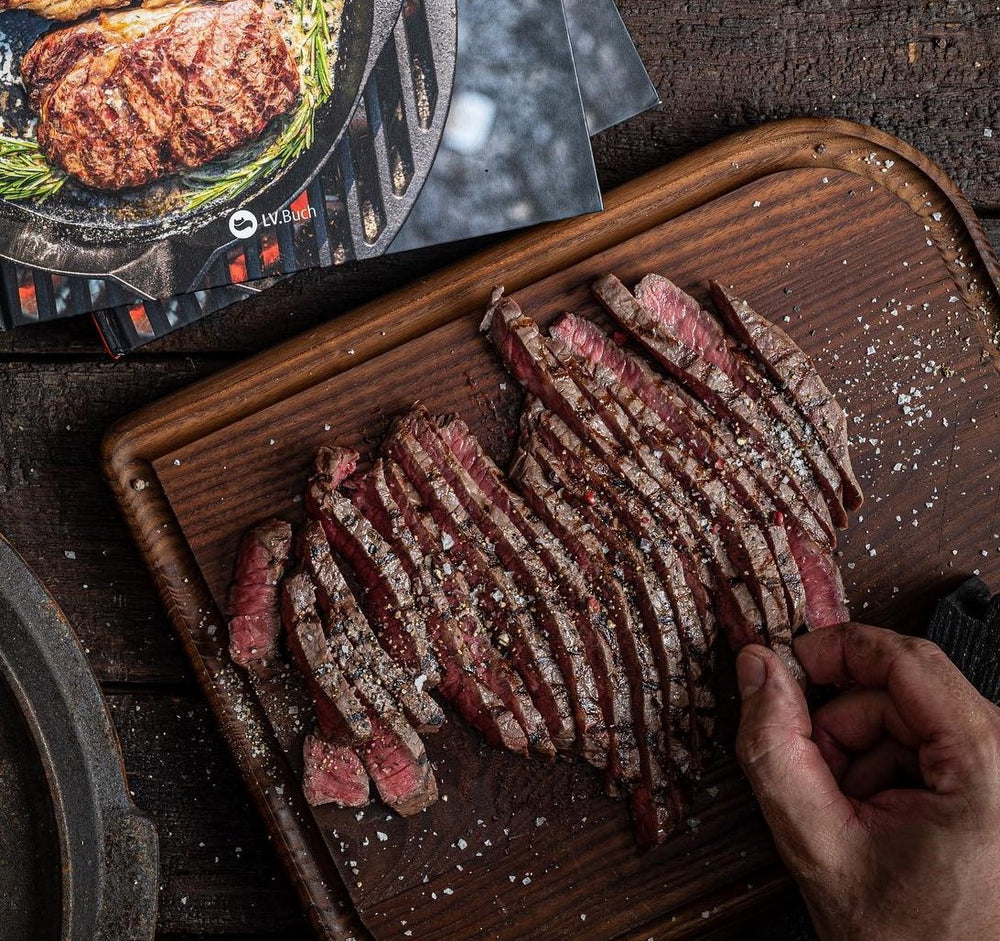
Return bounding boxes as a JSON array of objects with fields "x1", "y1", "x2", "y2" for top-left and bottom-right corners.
[{"x1": 793, "y1": 623, "x2": 986, "y2": 744}]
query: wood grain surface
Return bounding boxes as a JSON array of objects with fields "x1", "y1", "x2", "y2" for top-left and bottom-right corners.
[
  {"x1": 3, "y1": 6, "x2": 1000, "y2": 935},
  {"x1": 103, "y1": 120, "x2": 1000, "y2": 940}
]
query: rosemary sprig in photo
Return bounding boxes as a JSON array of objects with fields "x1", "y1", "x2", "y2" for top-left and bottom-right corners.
[{"x1": 0, "y1": 136, "x2": 67, "y2": 202}]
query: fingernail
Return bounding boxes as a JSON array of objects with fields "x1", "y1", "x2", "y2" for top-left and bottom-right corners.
[{"x1": 736, "y1": 649, "x2": 767, "y2": 698}]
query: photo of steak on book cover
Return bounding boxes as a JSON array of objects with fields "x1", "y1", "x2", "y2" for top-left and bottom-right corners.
[{"x1": 0, "y1": 0, "x2": 657, "y2": 347}]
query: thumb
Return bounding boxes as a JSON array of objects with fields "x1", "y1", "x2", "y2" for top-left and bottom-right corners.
[{"x1": 735, "y1": 645, "x2": 857, "y2": 870}]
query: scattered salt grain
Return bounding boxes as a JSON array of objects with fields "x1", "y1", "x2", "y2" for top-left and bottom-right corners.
[
  {"x1": 63, "y1": 550, "x2": 76, "y2": 560},
  {"x1": 377, "y1": 831, "x2": 388, "y2": 842}
]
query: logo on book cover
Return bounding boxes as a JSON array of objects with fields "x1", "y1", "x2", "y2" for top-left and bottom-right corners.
[{"x1": 228, "y1": 209, "x2": 259, "y2": 239}]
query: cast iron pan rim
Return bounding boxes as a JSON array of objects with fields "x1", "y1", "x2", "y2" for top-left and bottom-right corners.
[{"x1": 0, "y1": 534, "x2": 158, "y2": 941}]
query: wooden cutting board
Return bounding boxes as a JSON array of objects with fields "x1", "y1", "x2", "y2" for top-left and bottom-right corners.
[{"x1": 104, "y1": 118, "x2": 1000, "y2": 941}]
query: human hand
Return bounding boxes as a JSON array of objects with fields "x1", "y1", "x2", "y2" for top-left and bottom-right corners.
[{"x1": 735, "y1": 623, "x2": 1000, "y2": 941}]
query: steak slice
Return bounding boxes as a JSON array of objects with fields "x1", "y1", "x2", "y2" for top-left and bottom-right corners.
[
  {"x1": 510, "y1": 439, "x2": 690, "y2": 844},
  {"x1": 298, "y1": 520, "x2": 444, "y2": 734},
  {"x1": 22, "y1": 0, "x2": 300, "y2": 190},
  {"x1": 597, "y1": 274, "x2": 848, "y2": 529},
  {"x1": 552, "y1": 314, "x2": 848, "y2": 635},
  {"x1": 228, "y1": 518, "x2": 293, "y2": 665},
  {"x1": 546, "y1": 333, "x2": 795, "y2": 647},
  {"x1": 551, "y1": 311, "x2": 833, "y2": 547},
  {"x1": 306, "y1": 447, "x2": 441, "y2": 688},
  {"x1": 384, "y1": 409, "x2": 609, "y2": 771},
  {"x1": 485, "y1": 292, "x2": 765, "y2": 652},
  {"x1": 281, "y1": 571, "x2": 372, "y2": 744},
  {"x1": 286, "y1": 568, "x2": 438, "y2": 816},
  {"x1": 302, "y1": 734, "x2": 370, "y2": 809},
  {"x1": 380, "y1": 419, "x2": 577, "y2": 755},
  {"x1": 709, "y1": 280, "x2": 864, "y2": 511},
  {"x1": 785, "y1": 527, "x2": 850, "y2": 628},
  {"x1": 348, "y1": 463, "x2": 540, "y2": 757},
  {"x1": 434, "y1": 415, "x2": 641, "y2": 788}
]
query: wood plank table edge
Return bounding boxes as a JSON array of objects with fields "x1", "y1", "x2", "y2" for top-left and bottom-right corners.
[{"x1": 101, "y1": 117, "x2": 1000, "y2": 941}]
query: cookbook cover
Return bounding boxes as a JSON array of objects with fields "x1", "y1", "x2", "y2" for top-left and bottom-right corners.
[
  {"x1": 0, "y1": 0, "x2": 451, "y2": 319},
  {"x1": 2, "y1": 0, "x2": 657, "y2": 343}
]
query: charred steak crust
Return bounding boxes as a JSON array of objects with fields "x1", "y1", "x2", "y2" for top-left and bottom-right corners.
[
  {"x1": 22, "y1": 0, "x2": 300, "y2": 190},
  {"x1": 281, "y1": 570, "x2": 372, "y2": 744},
  {"x1": 708, "y1": 280, "x2": 864, "y2": 512},
  {"x1": 349, "y1": 463, "x2": 536, "y2": 757},
  {"x1": 227, "y1": 518, "x2": 293, "y2": 665}
]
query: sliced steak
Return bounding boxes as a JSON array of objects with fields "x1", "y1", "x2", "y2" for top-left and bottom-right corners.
[
  {"x1": 376, "y1": 462, "x2": 556, "y2": 757},
  {"x1": 709, "y1": 280, "x2": 863, "y2": 511},
  {"x1": 281, "y1": 571, "x2": 372, "y2": 744},
  {"x1": 298, "y1": 520, "x2": 444, "y2": 734},
  {"x1": 227, "y1": 518, "x2": 293, "y2": 665},
  {"x1": 520, "y1": 401, "x2": 713, "y2": 765},
  {"x1": 384, "y1": 409, "x2": 610, "y2": 771},
  {"x1": 302, "y1": 734, "x2": 370, "y2": 809},
  {"x1": 596, "y1": 274, "x2": 848, "y2": 529},
  {"x1": 380, "y1": 419, "x2": 577, "y2": 754},
  {"x1": 485, "y1": 292, "x2": 765, "y2": 653},
  {"x1": 546, "y1": 332, "x2": 795, "y2": 647},
  {"x1": 348, "y1": 463, "x2": 540, "y2": 757},
  {"x1": 510, "y1": 440, "x2": 690, "y2": 843},
  {"x1": 551, "y1": 311, "x2": 834, "y2": 547},
  {"x1": 306, "y1": 447, "x2": 441, "y2": 688},
  {"x1": 286, "y1": 568, "x2": 438, "y2": 816},
  {"x1": 434, "y1": 414, "x2": 641, "y2": 787}
]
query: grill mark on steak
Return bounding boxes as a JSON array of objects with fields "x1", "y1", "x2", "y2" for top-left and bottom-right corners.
[
  {"x1": 302, "y1": 734, "x2": 370, "y2": 809},
  {"x1": 552, "y1": 312, "x2": 834, "y2": 548},
  {"x1": 348, "y1": 463, "x2": 538, "y2": 757},
  {"x1": 521, "y1": 403, "x2": 714, "y2": 764},
  {"x1": 548, "y1": 335, "x2": 794, "y2": 649},
  {"x1": 23, "y1": 0, "x2": 300, "y2": 190},
  {"x1": 434, "y1": 415, "x2": 641, "y2": 788},
  {"x1": 299, "y1": 520, "x2": 445, "y2": 735},
  {"x1": 381, "y1": 417, "x2": 578, "y2": 755},
  {"x1": 384, "y1": 408, "x2": 609, "y2": 770},
  {"x1": 285, "y1": 568, "x2": 438, "y2": 816},
  {"x1": 227, "y1": 518, "x2": 293, "y2": 665},
  {"x1": 485, "y1": 293, "x2": 765, "y2": 653},
  {"x1": 596, "y1": 274, "x2": 848, "y2": 530},
  {"x1": 709, "y1": 280, "x2": 864, "y2": 512},
  {"x1": 376, "y1": 461, "x2": 556, "y2": 758},
  {"x1": 281, "y1": 570, "x2": 372, "y2": 744},
  {"x1": 306, "y1": 447, "x2": 442, "y2": 688}
]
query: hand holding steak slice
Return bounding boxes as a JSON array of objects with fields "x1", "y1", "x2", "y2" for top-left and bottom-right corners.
[
  {"x1": 227, "y1": 518, "x2": 293, "y2": 665},
  {"x1": 21, "y1": 0, "x2": 300, "y2": 190}
]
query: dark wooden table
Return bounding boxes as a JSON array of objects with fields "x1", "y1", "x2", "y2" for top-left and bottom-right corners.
[{"x1": 2, "y1": 4, "x2": 998, "y2": 938}]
